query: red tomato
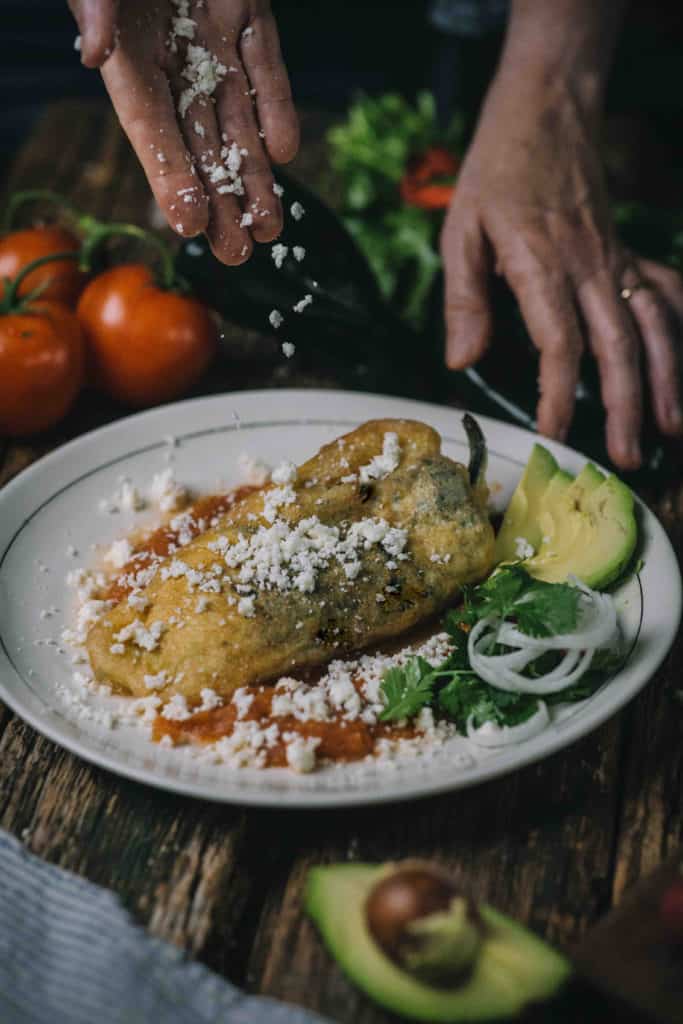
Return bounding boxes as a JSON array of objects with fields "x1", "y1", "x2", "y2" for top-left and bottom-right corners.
[
  {"x1": 0, "y1": 227, "x2": 86, "y2": 305},
  {"x1": 661, "y1": 879, "x2": 683, "y2": 942},
  {"x1": 76, "y1": 264, "x2": 217, "y2": 407},
  {"x1": 400, "y1": 147, "x2": 460, "y2": 210},
  {"x1": 0, "y1": 300, "x2": 85, "y2": 435}
]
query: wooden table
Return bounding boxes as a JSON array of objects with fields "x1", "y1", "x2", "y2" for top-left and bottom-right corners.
[{"x1": 1, "y1": 101, "x2": 682, "y2": 1023}]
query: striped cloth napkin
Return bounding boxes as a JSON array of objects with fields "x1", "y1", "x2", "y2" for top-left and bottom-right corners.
[{"x1": 0, "y1": 829, "x2": 332, "y2": 1024}]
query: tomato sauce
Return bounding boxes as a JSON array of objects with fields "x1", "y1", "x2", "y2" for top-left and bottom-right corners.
[{"x1": 153, "y1": 681, "x2": 420, "y2": 766}]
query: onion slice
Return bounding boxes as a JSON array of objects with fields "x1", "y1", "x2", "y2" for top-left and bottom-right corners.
[
  {"x1": 466, "y1": 580, "x2": 618, "y2": 696},
  {"x1": 466, "y1": 701, "x2": 550, "y2": 747}
]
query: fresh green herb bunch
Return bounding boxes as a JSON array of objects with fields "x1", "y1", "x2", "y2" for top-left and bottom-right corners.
[
  {"x1": 327, "y1": 92, "x2": 463, "y2": 328},
  {"x1": 379, "y1": 566, "x2": 620, "y2": 731}
]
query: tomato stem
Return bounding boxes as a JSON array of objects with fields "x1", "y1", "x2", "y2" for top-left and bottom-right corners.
[
  {"x1": 0, "y1": 250, "x2": 78, "y2": 314},
  {"x1": 80, "y1": 223, "x2": 178, "y2": 290},
  {"x1": 2, "y1": 189, "x2": 83, "y2": 233}
]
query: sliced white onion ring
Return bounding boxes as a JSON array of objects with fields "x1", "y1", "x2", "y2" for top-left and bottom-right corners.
[
  {"x1": 498, "y1": 587, "x2": 617, "y2": 652},
  {"x1": 466, "y1": 701, "x2": 550, "y2": 747}
]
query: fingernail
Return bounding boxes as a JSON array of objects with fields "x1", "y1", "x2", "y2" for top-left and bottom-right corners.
[
  {"x1": 668, "y1": 403, "x2": 683, "y2": 433},
  {"x1": 626, "y1": 439, "x2": 642, "y2": 466}
]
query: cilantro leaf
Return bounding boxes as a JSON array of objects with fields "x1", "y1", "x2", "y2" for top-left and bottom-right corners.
[
  {"x1": 379, "y1": 657, "x2": 436, "y2": 722},
  {"x1": 449, "y1": 566, "x2": 581, "y2": 638},
  {"x1": 438, "y1": 674, "x2": 539, "y2": 730}
]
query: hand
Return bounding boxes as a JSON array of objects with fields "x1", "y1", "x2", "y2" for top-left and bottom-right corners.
[
  {"x1": 441, "y1": 72, "x2": 683, "y2": 469},
  {"x1": 68, "y1": 0, "x2": 298, "y2": 264}
]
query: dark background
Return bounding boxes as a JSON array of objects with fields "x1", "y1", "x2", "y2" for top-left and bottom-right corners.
[{"x1": 2, "y1": 1, "x2": 682, "y2": 198}]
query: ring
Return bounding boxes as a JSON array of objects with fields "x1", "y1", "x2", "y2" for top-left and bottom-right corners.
[{"x1": 620, "y1": 282, "x2": 649, "y2": 301}]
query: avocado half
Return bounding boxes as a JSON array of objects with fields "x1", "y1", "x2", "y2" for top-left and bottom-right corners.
[
  {"x1": 305, "y1": 864, "x2": 570, "y2": 1022},
  {"x1": 496, "y1": 445, "x2": 637, "y2": 590}
]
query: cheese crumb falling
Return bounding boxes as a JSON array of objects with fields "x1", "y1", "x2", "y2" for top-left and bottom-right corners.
[
  {"x1": 359, "y1": 432, "x2": 401, "y2": 483},
  {"x1": 269, "y1": 309, "x2": 284, "y2": 329},
  {"x1": 292, "y1": 246, "x2": 305, "y2": 262},
  {"x1": 271, "y1": 244, "x2": 288, "y2": 269},
  {"x1": 74, "y1": 35, "x2": 82, "y2": 52},
  {"x1": 282, "y1": 342, "x2": 295, "y2": 358},
  {"x1": 293, "y1": 294, "x2": 313, "y2": 314},
  {"x1": 272, "y1": 182, "x2": 284, "y2": 197},
  {"x1": 290, "y1": 201, "x2": 305, "y2": 221}
]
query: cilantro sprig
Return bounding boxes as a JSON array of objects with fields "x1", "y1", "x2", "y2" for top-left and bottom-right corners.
[{"x1": 378, "y1": 566, "x2": 607, "y2": 728}]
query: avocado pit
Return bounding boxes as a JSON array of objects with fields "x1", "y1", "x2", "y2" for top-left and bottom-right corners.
[{"x1": 365, "y1": 862, "x2": 485, "y2": 986}]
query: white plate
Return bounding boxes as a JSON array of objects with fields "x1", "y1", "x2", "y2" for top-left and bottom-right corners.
[{"x1": 0, "y1": 390, "x2": 679, "y2": 807}]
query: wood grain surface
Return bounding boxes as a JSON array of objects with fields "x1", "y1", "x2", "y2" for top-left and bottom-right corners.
[{"x1": 1, "y1": 100, "x2": 682, "y2": 1024}]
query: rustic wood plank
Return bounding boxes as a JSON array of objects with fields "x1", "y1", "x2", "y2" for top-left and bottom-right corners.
[
  {"x1": 611, "y1": 484, "x2": 683, "y2": 901},
  {"x1": 248, "y1": 718, "x2": 625, "y2": 1022},
  {"x1": 0, "y1": 98, "x2": 681, "y2": 1024}
]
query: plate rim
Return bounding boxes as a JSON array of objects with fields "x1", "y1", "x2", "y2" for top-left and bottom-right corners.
[{"x1": 0, "y1": 388, "x2": 680, "y2": 808}]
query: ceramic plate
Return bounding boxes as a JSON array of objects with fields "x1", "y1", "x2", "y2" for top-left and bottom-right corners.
[{"x1": 0, "y1": 390, "x2": 679, "y2": 807}]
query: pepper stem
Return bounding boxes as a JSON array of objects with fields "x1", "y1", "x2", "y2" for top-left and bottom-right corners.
[{"x1": 0, "y1": 251, "x2": 79, "y2": 315}]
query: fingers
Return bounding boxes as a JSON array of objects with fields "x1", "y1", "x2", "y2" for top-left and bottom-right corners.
[
  {"x1": 239, "y1": 9, "x2": 300, "y2": 164},
  {"x1": 577, "y1": 269, "x2": 643, "y2": 468},
  {"x1": 101, "y1": 56, "x2": 209, "y2": 238},
  {"x1": 214, "y1": 64, "x2": 283, "y2": 243},
  {"x1": 171, "y1": 91, "x2": 253, "y2": 264},
  {"x1": 502, "y1": 252, "x2": 583, "y2": 442},
  {"x1": 68, "y1": 0, "x2": 119, "y2": 68},
  {"x1": 441, "y1": 214, "x2": 493, "y2": 370},
  {"x1": 629, "y1": 260, "x2": 683, "y2": 435}
]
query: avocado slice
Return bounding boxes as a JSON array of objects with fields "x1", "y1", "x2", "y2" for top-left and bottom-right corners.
[
  {"x1": 305, "y1": 864, "x2": 570, "y2": 1022},
  {"x1": 495, "y1": 445, "x2": 559, "y2": 563},
  {"x1": 526, "y1": 473, "x2": 637, "y2": 588},
  {"x1": 496, "y1": 445, "x2": 636, "y2": 589}
]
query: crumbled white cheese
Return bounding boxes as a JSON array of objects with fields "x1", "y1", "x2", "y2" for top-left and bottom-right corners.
[
  {"x1": 292, "y1": 246, "x2": 305, "y2": 262},
  {"x1": 238, "y1": 453, "x2": 271, "y2": 485},
  {"x1": 269, "y1": 309, "x2": 284, "y2": 329},
  {"x1": 99, "y1": 478, "x2": 145, "y2": 514},
  {"x1": 270, "y1": 460, "x2": 298, "y2": 485},
  {"x1": 282, "y1": 342, "x2": 295, "y2": 358},
  {"x1": 237, "y1": 595, "x2": 256, "y2": 617},
  {"x1": 149, "y1": 467, "x2": 187, "y2": 512},
  {"x1": 272, "y1": 182, "x2": 284, "y2": 197},
  {"x1": 240, "y1": 212, "x2": 253, "y2": 227},
  {"x1": 292, "y1": 294, "x2": 313, "y2": 314},
  {"x1": 161, "y1": 694, "x2": 191, "y2": 721},
  {"x1": 178, "y1": 44, "x2": 228, "y2": 117},
  {"x1": 232, "y1": 687, "x2": 254, "y2": 719},
  {"x1": 271, "y1": 244, "x2": 288, "y2": 268},
  {"x1": 221, "y1": 513, "x2": 408, "y2": 609},
  {"x1": 284, "y1": 734, "x2": 319, "y2": 773},
  {"x1": 113, "y1": 618, "x2": 166, "y2": 652},
  {"x1": 104, "y1": 538, "x2": 133, "y2": 570},
  {"x1": 262, "y1": 484, "x2": 297, "y2": 523},
  {"x1": 74, "y1": 35, "x2": 82, "y2": 52},
  {"x1": 514, "y1": 536, "x2": 535, "y2": 560},
  {"x1": 199, "y1": 687, "x2": 222, "y2": 711},
  {"x1": 144, "y1": 671, "x2": 168, "y2": 691},
  {"x1": 290, "y1": 201, "x2": 305, "y2": 221},
  {"x1": 359, "y1": 432, "x2": 401, "y2": 483}
]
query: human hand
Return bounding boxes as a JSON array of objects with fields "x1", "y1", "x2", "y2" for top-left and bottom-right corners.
[
  {"x1": 68, "y1": 0, "x2": 298, "y2": 264},
  {"x1": 441, "y1": 72, "x2": 683, "y2": 470}
]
